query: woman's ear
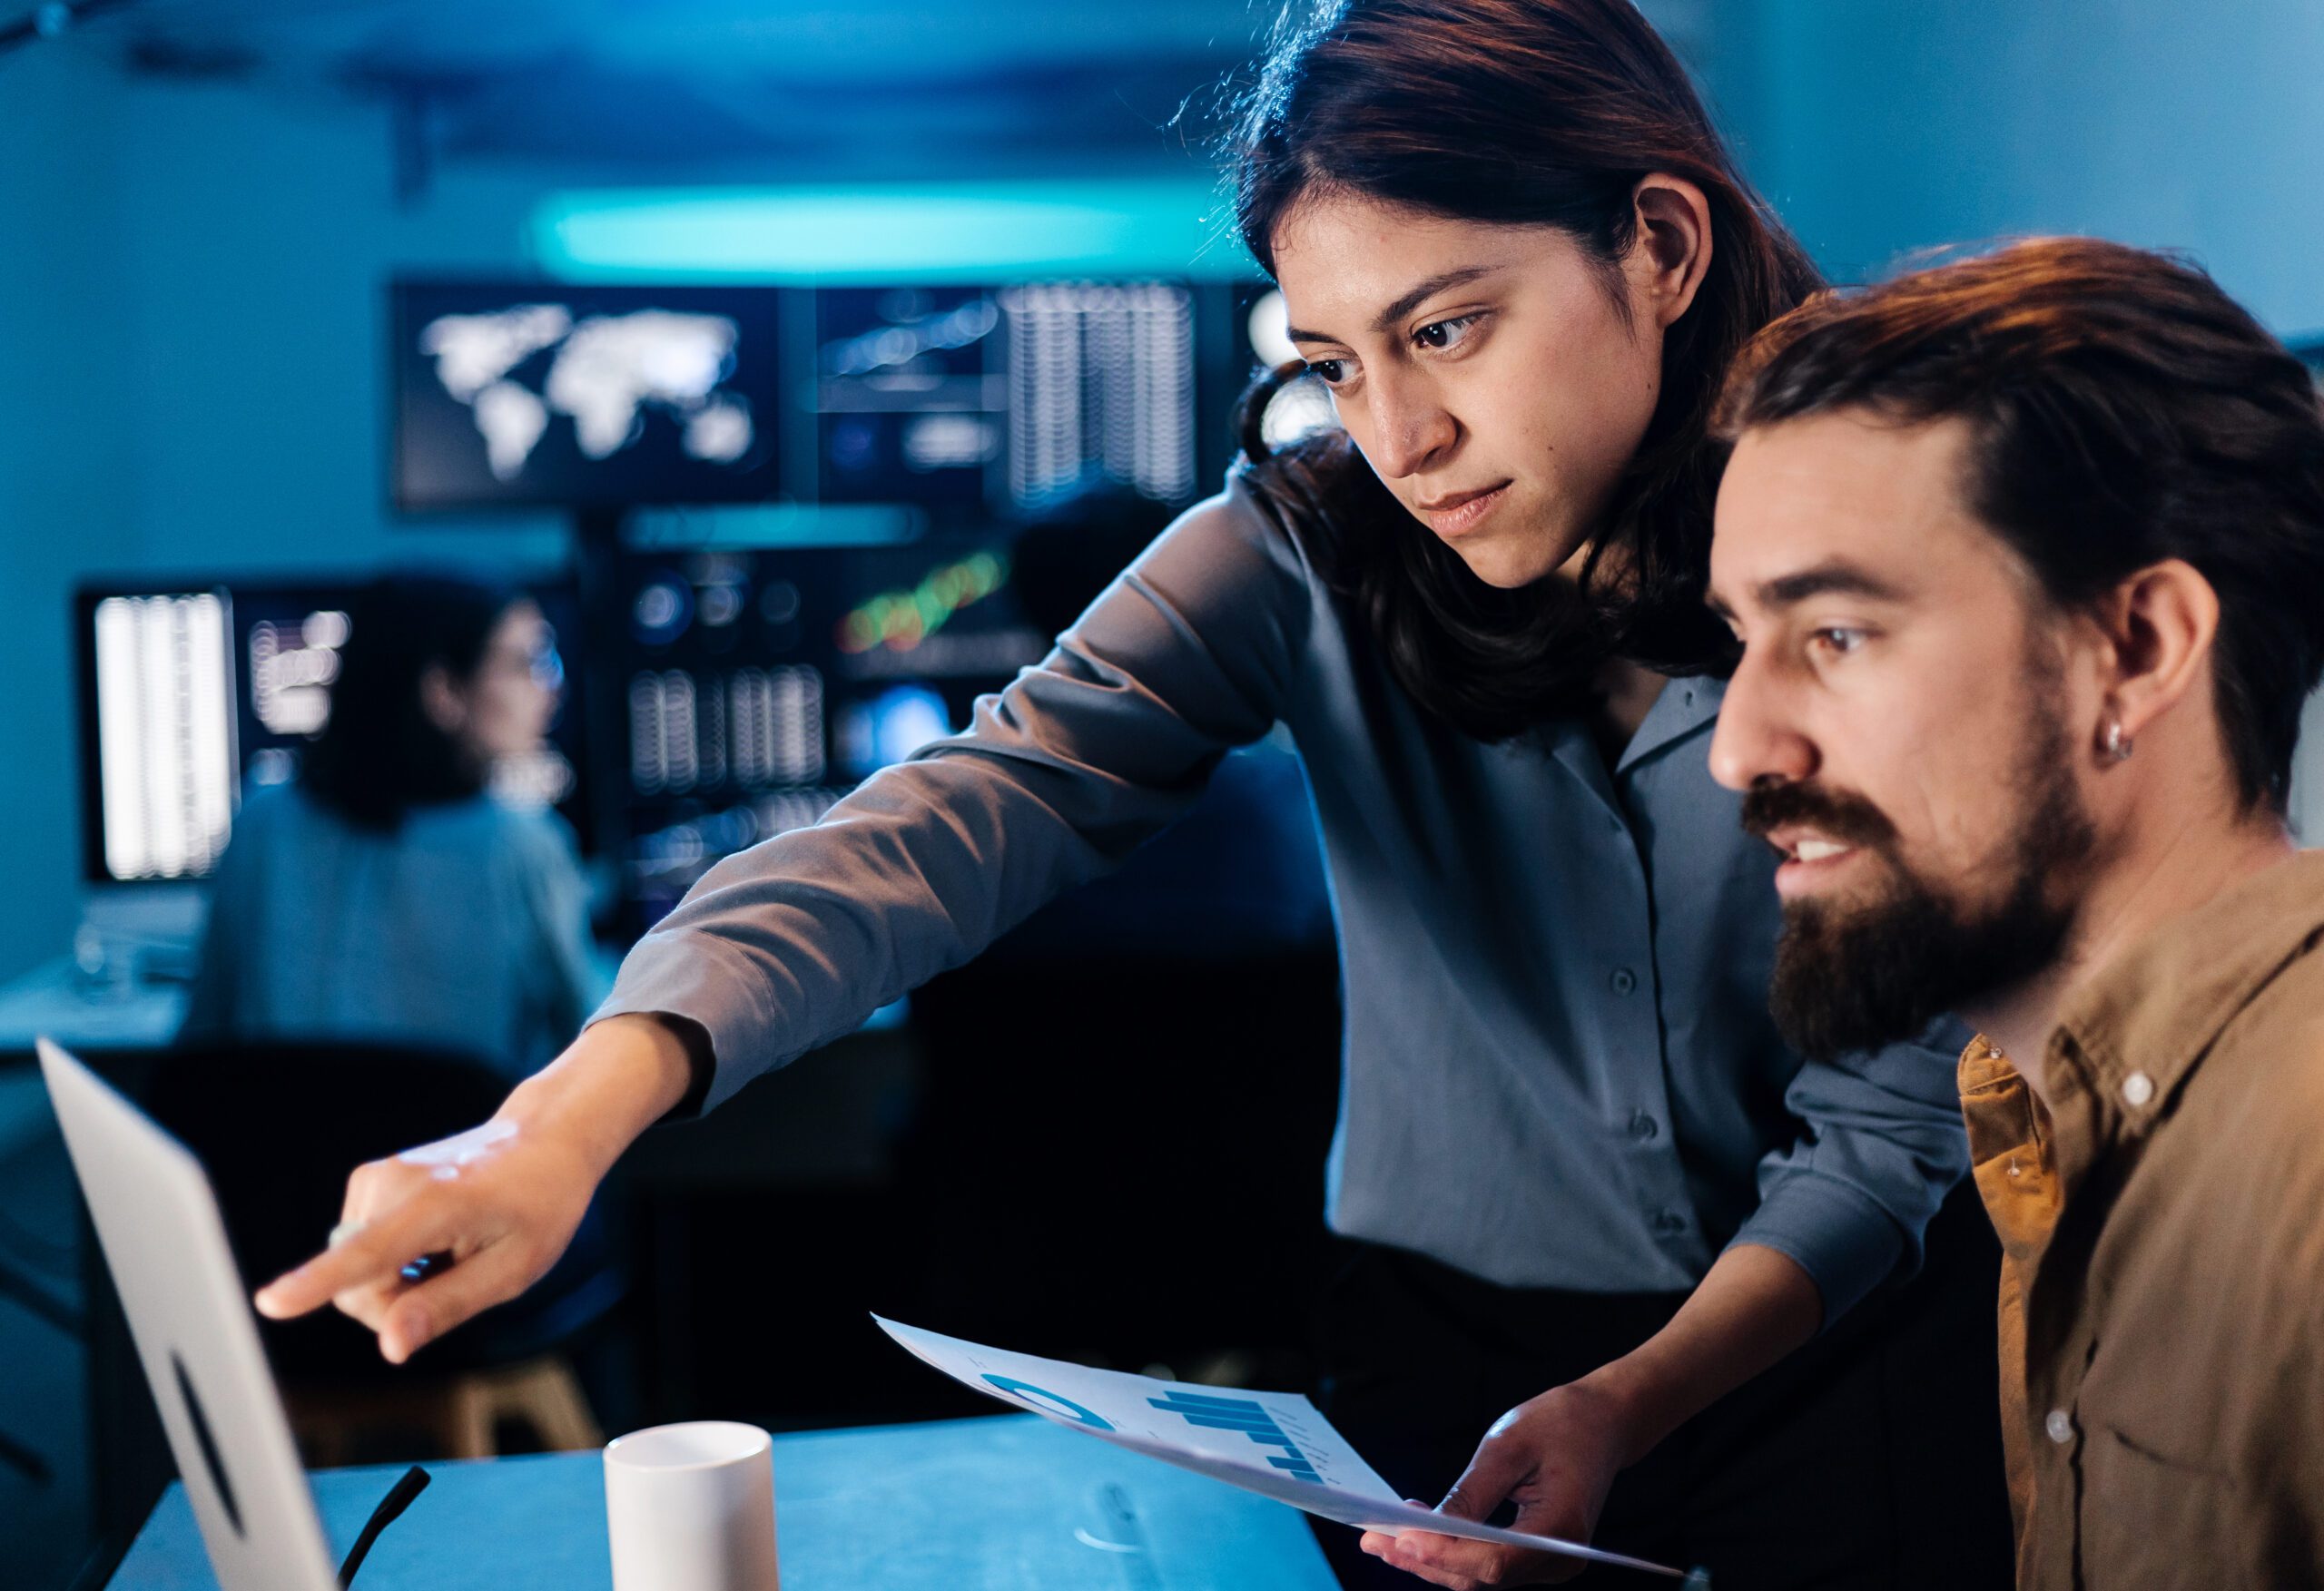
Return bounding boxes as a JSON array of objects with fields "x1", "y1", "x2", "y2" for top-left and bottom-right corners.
[
  {"x1": 1629, "y1": 172, "x2": 1713, "y2": 329},
  {"x1": 418, "y1": 663, "x2": 468, "y2": 736},
  {"x1": 2093, "y1": 558, "x2": 2220, "y2": 751}
]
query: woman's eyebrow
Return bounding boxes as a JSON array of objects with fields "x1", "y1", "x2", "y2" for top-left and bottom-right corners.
[{"x1": 1285, "y1": 265, "x2": 1498, "y2": 345}]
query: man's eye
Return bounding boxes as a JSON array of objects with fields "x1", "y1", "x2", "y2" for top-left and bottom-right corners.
[
  {"x1": 1810, "y1": 627, "x2": 1867, "y2": 655},
  {"x1": 1304, "y1": 358, "x2": 1349, "y2": 386},
  {"x1": 1413, "y1": 314, "x2": 1480, "y2": 351}
]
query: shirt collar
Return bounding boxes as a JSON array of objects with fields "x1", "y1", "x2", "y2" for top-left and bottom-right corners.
[
  {"x1": 1615, "y1": 675, "x2": 1724, "y2": 776},
  {"x1": 1542, "y1": 675, "x2": 1723, "y2": 820},
  {"x1": 2044, "y1": 848, "x2": 2324, "y2": 1140}
]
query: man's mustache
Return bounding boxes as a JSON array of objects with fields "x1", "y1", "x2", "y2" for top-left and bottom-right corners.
[{"x1": 1739, "y1": 781, "x2": 1899, "y2": 851}]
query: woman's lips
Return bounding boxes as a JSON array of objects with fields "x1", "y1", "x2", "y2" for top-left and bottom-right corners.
[{"x1": 1415, "y1": 482, "x2": 1510, "y2": 538}]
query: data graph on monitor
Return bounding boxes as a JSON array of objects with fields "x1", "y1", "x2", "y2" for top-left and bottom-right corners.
[
  {"x1": 614, "y1": 541, "x2": 1048, "y2": 924},
  {"x1": 814, "y1": 281, "x2": 1198, "y2": 515},
  {"x1": 89, "y1": 594, "x2": 238, "y2": 882}
]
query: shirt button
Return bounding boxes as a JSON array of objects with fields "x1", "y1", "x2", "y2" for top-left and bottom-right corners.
[
  {"x1": 1653, "y1": 1209, "x2": 1688, "y2": 1235},
  {"x1": 1629, "y1": 1111, "x2": 1659, "y2": 1142},
  {"x1": 1610, "y1": 967, "x2": 1639, "y2": 996},
  {"x1": 2045, "y1": 1409, "x2": 2073, "y2": 1445},
  {"x1": 2122, "y1": 1071, "x2": 2155, "y2": 1107}
]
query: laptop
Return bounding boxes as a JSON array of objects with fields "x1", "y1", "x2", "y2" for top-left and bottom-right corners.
[{"x1": 40, "y1": 1037, "x2": 343, "y2": 1591}]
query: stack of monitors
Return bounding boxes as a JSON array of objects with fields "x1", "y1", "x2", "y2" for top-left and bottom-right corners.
[
  {"x1": 366, "y1": 275, "x2": 1271, "y2": 922},
  {"x1": 613, "y1": 540, "x2": 1048, "y2": 927}
]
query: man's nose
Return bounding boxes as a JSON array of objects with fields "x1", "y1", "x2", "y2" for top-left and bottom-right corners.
[{"x1": 1708, "y1": 646, "x2": 1819, "y2": 793}]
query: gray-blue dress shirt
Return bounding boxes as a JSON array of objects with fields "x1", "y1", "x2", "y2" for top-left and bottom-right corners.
[
  {"x1": 187, "y1": 782, "x2": 607, "y2": 1081},
  {"x1": 598, "y1": 472, "x2": 1969, "y2": 1321}
]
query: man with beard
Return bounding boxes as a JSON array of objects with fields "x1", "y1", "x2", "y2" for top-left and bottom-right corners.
[{"x1": 1701, "y1": 237, "x2": 2324, "y2": 1590}]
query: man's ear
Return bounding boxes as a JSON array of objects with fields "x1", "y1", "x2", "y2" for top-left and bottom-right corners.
[
  {"x1": 418, "y1": 663, "x2": 468, "y2": 735},
  {"x1": 2094, "y1": 558, "x2": 2220, "y2": 751},
  {"x1": 1629, "y1": 172, "x2": 1713, "y2": 330}
]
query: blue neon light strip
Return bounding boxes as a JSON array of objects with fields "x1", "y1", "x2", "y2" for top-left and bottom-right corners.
[{"x1": 531, "y1": 180, "x2": 1256, "y2": 283}]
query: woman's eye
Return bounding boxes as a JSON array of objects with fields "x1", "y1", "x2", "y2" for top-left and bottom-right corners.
[{"x1": 1413, "y1": 314, "x2": 1480, "y2": 351}]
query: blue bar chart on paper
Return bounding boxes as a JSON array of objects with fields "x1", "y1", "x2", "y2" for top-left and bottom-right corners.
[
  {"x1": 875, "y1": 1315, "x2": 1697, "y2": 1583},
  {"x1": 1148, "y1": 1390, "x2": 1323, "y2": 1485}
]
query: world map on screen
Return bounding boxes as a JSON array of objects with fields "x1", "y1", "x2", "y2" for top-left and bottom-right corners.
[{"x1": 419, "y1": 304, "x2": 756, "y2": 481}]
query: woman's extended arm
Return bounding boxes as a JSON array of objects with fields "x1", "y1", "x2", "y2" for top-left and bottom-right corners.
[{"x1": 256, "y1": 481, "x2": 1320, "y2": 1357}]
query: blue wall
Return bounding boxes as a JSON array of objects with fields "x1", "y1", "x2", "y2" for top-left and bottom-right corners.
[
  {"x1": 0, "y1": 47, "x2": 135, "y2": 984},
  {"x1": 1735, "y1": 0, "x2": 2324, "y2": 339}
]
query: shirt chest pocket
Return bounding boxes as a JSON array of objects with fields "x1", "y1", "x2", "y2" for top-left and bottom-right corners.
[{"x1": 2079, "y1": 1422, "x2": 2246, "y2": 1591}]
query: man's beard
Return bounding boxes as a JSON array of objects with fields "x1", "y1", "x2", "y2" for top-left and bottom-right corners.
[{"x1": 1744, "y1": 705, "x2": 2096, "y2": 1064}]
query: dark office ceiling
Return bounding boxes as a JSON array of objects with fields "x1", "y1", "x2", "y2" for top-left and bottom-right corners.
[
  {"x1": 39, "y1": 0, "x2": 1293, "y2": 175},
  {"x1": 25, "y1": 0, "x2": 1712, "y2": 177}
]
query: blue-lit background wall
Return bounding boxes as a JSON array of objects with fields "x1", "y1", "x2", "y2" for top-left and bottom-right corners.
[{"x1": 5, "y1": 0, "x2": 2324, "y2": 983}]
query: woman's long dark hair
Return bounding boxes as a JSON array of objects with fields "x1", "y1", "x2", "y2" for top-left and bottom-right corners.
[
  {"x1": 302, "y1": 574, "x2": 519, "y2": 831},
  {"x1": 1226, "y1": 0, "x2": 1822, "y2": 735}
]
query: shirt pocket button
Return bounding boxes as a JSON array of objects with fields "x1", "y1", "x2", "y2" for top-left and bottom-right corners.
[{"x1": 2046, "y1": 1409, "x2": 2074, "y2": 1445}]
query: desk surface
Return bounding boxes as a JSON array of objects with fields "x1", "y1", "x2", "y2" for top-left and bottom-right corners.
[
  {"x1": 107, "y1": 1413, "x2": 1341, "y2": 1589},
  {"x1": 0, "y1": 958, "x2": 185, "y2": 1056}
]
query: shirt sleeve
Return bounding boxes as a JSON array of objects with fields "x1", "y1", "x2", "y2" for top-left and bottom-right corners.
[
  {"x1": 1728, "y1": 1014, "x2": 1975, "y2": 1325},
  {"x1": 594, "y1": 478, "x2": 1319, "y2": 1111}
]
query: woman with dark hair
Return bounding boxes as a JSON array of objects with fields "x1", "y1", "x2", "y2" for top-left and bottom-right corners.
[
  {"x1": 185, "y1": 575, "x2": 601, "y2": 1083},
  {"x1": 262, "y1": 5, "x2": 2007, "y2": 1585}
]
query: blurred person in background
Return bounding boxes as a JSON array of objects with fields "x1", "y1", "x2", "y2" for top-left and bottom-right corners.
[
  {"x1": 260, "y1": 5, "x2": 2012, "y2": 1586},
  {"x1": 184, "y1": 574, "x2": 604, "y2": 1082}
]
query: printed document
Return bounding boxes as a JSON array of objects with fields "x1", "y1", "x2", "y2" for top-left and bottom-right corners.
[{"x1": 874, "y1": 1315, "x2": 1699, "y2": 1582}]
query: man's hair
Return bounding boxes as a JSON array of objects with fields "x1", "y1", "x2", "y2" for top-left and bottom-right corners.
[{"x1": 1716, "y1": 237, "x2": 2324, "y2": 813}]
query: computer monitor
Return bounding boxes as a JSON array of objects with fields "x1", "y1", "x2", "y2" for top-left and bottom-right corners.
[
  {"x1": 392, "y1": 281, "x2": 784, "y2": 512},
  {"x1": 813, "y1": 281, "x2": 1202, "y2": 513},
  {"x1": 391, "y1": 279, "x2": 1269, "y2": 520},
  {"x1": 614, "y1": 540, "x2": 1049, "y2": 925},
  {"x1": 74, "y1": 578, "x2": 592, "y2": 886}
]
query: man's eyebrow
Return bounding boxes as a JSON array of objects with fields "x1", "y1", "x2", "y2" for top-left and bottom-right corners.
[
  {"x1": 1284, "y1": 265, "x2": 1499, "y2": 347},
  {"x1": 1757, "y1": 562, "x2": 1908, "y2": 609}
]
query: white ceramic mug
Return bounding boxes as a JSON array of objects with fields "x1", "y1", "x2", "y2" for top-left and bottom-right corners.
[{"x1": 604, "y1": 1421, "x2": 781, "y2": 1591}]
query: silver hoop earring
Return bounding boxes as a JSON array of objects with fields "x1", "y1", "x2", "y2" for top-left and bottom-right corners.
[{"x1": 2102, "y1": 720, "x2": 2133, "y2": 762}]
